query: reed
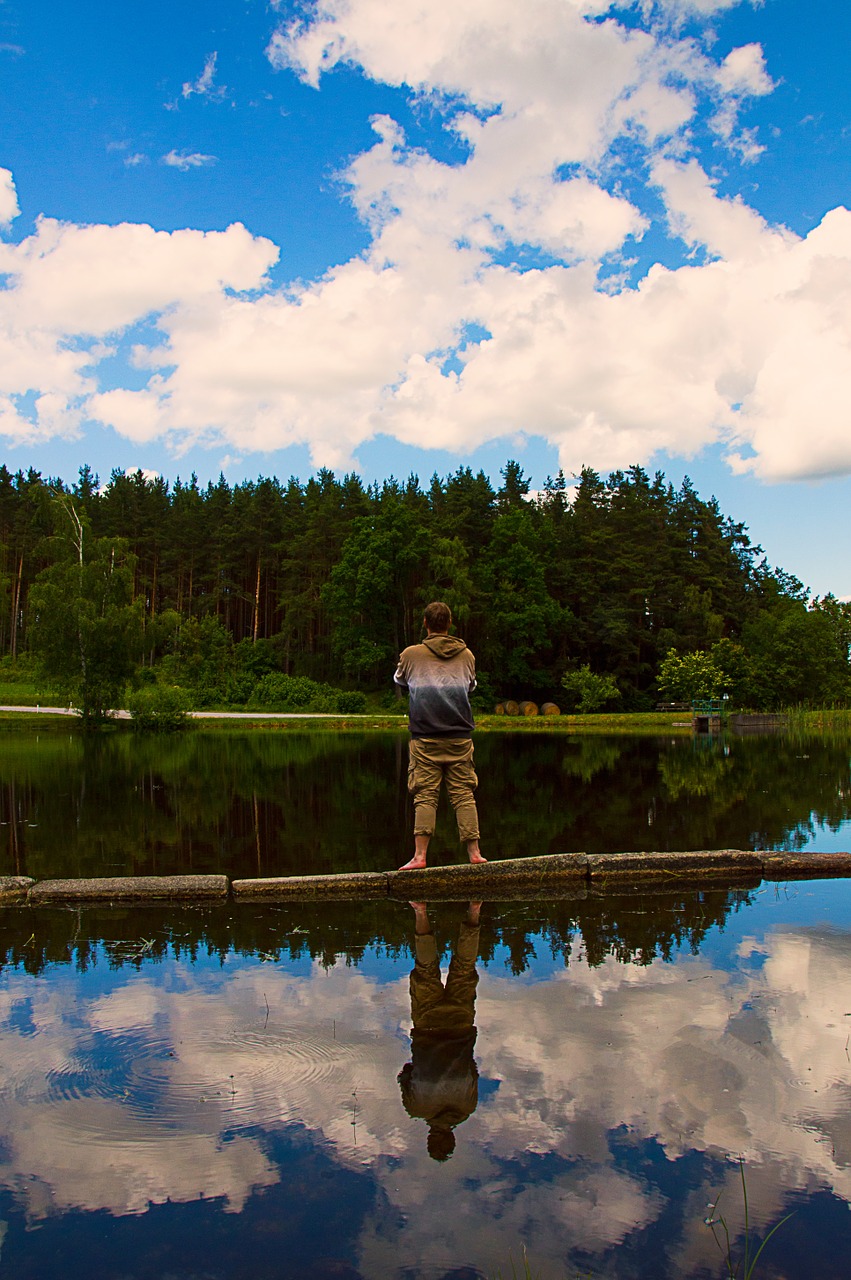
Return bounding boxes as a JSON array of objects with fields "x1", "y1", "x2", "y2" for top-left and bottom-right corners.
[{"x1": 707, "y1": 1158, "x2": 793, "y2": 1279}]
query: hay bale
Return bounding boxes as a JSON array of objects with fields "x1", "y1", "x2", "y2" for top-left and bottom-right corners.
[
  {"x1": 541, "y1": 702, "x2": 561, "y2": 716},
  {"x1": 519, "y1": 700, "x2": 539, "y2": 717},
  {"x1": 504, "y1": 700, "x2": 520, "y2": 716},
  {"x1": 494, "y1": 703, "x2": 505, "y2": 715}
]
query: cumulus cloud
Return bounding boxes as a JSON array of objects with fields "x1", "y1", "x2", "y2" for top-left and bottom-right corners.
[
  {"x1": 0, "y1": 168, "x2": 19, "y2": 229},
  {"x1": 716, "y1": 42, "x2": 773, "y2": 98},
  {"x1": 0, "y1": 217, "x2": 276, "y2": 447},
  {"x1": 0, "y1": 0, "x2": 848, "y2": 481}
]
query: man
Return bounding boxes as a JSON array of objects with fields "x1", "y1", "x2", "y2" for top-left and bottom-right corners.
[
  {"x1": 394, "y1": 600, "x2": 485, "y2": 869},
  {"x1": 398, "y1": 900, "x2": 482, "y2": 1161}
]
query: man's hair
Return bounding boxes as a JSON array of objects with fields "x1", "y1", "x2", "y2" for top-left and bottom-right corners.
[
  {"x1": 423, "y1": 601, "x2": 452, "y2": 633},
  {"x1": 427, "y1": 1124, "x2": 456, "y2": 1162}
]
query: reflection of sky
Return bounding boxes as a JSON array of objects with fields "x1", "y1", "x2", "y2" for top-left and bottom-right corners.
[
  {"x1": 2, "y1": 889, "x2": 851, "y2": 1277},
  {"x1": 778, "y1": 816, "x2": 851, "y2": 854}
]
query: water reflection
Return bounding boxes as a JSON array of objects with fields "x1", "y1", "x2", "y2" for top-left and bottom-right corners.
[
  {"x1": 400, "y1": 901, "x2": 481, "y2": 1160},
  {"x1": 1, "y1": 727, "x2": 851, "y2": 880},
  {"x1": 1, "y1": 891, "x2": 851, "y2": 1277}
]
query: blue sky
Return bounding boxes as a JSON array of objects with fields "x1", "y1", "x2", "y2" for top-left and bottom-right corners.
[{"x1": 1, "y1": 0, "x2": 850, "y2": 595}]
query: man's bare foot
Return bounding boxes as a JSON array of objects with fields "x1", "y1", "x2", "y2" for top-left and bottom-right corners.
[
  {"x1": 466, "y1": 841, "x2": 487, "y2": 865},
  {"x1": 466, "y1": 901, "x2": 482, "y2": 925},
  {"x1": 401, "y1": 834, "x2": 430, "y2": 870}
]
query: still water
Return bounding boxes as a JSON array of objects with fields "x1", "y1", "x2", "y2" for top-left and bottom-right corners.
[
  {"x1": 1, "y1": 727, "x2": 850, "y2": 879},
  {"x1": 2, "y1": 727, "x2": 851, "y2": 1277},
  {"x1": 2, "y1": 887, "x2": 851, "y2": 1279}
]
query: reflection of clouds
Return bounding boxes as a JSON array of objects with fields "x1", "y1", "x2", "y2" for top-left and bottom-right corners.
[
  {"x1": 0, "y1": 963, "x2": 414, "y2": 1221},
  {"x1": 0, "y1": 923, "x2": 850, "y2": 1274},
  {"x1": 6, "y1": 1103, "x2": 274, "y2": 1216}
]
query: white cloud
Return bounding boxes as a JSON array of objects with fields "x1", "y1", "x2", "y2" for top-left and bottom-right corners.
[
  {"x1": 0, "y1": 0, "x2": 849, "y2": 483},
  {"x1": 182, "y1": 51, "x2": 225, "y2": 101},
  {"x1": 0, "y1": 168, "x2": 19, "y2": 229},
  {"x1": 161, "y1": 150, "x2": 217, "y2": 171},
  {"x1": 708, "y1": 43, "x2": 773, "y2": 160},
  {"x1": 716, "y1": 43, "x2": 773, "y2": 98},
  {"x1": 0, "y1": 217, "x2": 277, "y2": 447},
  {"x1": 0, "y1": 217, "x2": 276, "y2": 334},
  {"x1": 107, "y1": 142, "x2": 149, "y2": 167}
]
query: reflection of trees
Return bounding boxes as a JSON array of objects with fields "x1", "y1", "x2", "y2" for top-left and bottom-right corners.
[
  {"x1": 658, "y1": 738, "x2": 735, "y2": 800},
  {"x1": 561, "y1": 736, "x2": 626, "y2": 782},
  {"x1": 0, "y1": 729, "x2": 411, "y2": 881},
  {"x1": 483, "y1": 731, "x2": 851, "y2": 856},
  {"x1": 0, "y1": 889, "x2": 751, "y2": 979},
  {"x1": 654, "y1": 730, "x2": 851, "y2": 851},
  {"x1": 1, "y1": 728, "x2": 851, "y2": 882}
]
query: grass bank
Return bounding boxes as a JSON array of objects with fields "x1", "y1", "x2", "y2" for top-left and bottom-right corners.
[
  {"x1": 0, "y1": 706, "x2": 696, "y2": 735},
  {"x1": 785, "y1": 707, "x2": 851, "y2": 732},
  {"x1": 3, "y1": 699, "x2": 848, "y2": 737},
  {"x1": 183, "y1": 711, "x2": 696, "y2": 735}
]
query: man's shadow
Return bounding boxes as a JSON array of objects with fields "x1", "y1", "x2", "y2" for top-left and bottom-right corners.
[{"x1": 398, "y1": 901, "x2": 481, "y2": 1161}]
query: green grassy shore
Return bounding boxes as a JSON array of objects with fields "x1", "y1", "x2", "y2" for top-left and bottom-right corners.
[
  {"x1": 2, "y1": 703, "x2": 849, "y2": 736},
  {"x1": 0, "y1": 706, "x2": 694, "y2": 734},
  {"x1": 1, "y1": 669, "x2": 849, "y2": 735}
]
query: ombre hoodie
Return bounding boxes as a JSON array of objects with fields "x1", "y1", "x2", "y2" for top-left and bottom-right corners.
[{"x1": 393, "y1": 634, "x2": 477, "y2": 738}]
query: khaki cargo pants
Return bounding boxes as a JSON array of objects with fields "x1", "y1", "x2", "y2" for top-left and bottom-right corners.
[{"x1": 408, "y1": 737, "x2": 479, "y2": 842}]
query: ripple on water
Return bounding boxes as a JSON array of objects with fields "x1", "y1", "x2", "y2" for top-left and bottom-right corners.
[
  {"x1": 185, "y1": 1023, "x2": 378, "y2": 1126},
  {"x1": 2, "y1": 1019, "x2": 388, "y2": 1156}
]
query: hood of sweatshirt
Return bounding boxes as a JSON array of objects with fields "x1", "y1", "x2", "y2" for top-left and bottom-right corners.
[{"x1": 422, "y1": 634, "x2": 468, "y2": 660}]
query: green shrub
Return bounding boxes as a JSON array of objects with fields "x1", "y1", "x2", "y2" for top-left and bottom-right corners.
[
  {"x1": 470, "y1": 671, "x2": 497, "y2": 712},
  {"x1": 336, "y1": 690, "x2": 367, "y2": 714},
  {"x1": 560, "y1": 665, "x2": 621, "y2": 714},
  {"x1": 379, "y1": 687, "x2": 407, "y2": 712},
  {"x1": 127, "y1": 684, "x2": 191, "y2": 732},
  {"x1": 247, "y1": 673, "x2": 338, "y2": 712}
]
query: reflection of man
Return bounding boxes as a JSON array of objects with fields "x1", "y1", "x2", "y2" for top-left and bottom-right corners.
[
  {"x1": 394, "y1": 600, "x2": 486, "y2": 870},
  {"x1": 398, "y1": 901, "x2": 481, "y2": 1161}
]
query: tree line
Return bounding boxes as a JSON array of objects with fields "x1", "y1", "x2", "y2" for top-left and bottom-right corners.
[{"x1": 0, "y1": 459, "x2": 848, "y2": 716}]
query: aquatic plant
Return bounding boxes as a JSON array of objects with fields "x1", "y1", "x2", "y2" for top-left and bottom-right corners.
[
  {"x1": 707, "y1": 1158, "x2": 793, "y2": 1279},
  {"x1": 493, "y1": 1245, "x2": 539, "y2": 1279}
]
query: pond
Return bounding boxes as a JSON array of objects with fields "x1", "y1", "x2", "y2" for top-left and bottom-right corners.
[
  {"x1": 2, "y1": 726, "x2": 851, "y2": 1277},
  {"x1": 1, "y1": 727, "x2": 850, "y2": 879},
  {"x1": 2, "y1": 884, "x2": 851, "y2": 1278}
]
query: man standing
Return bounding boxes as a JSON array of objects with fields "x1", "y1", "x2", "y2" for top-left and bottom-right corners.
[{"x1": 394, "y1": 600, "x2": 486, "y2": 870}]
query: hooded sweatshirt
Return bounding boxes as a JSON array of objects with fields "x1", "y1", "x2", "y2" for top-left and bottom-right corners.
[{"x1": 394, "y1": 634, "x2": 477, "y2": 738}]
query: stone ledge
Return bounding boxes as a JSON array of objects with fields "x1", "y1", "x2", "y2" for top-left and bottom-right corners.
[
  {"x1": 761, "y1": 851, "x2": 851, "y2": 879},
  {"x1": 587, "y1": 850, "x2": 765, "y2": 880},
  {"x1": 8, "y1": 850, "x2": 851, "y2": 908},
  {"x1": 232, "y1": 872, "x2": 389, "y2": 900},
  {"x1": 27, "y1": 875, "x2": 229, "y2": 903},
  {"x1": 0, "y1": 876, "x2": 34, "y2": 901},
  {"x1": 388, "y1": 853, "x2": 588, "y2": 899}
]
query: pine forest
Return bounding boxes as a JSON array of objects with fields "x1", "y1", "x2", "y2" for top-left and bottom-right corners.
[{"x1": 1, "y1": 459, "x2": 849, "y2": 719}]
